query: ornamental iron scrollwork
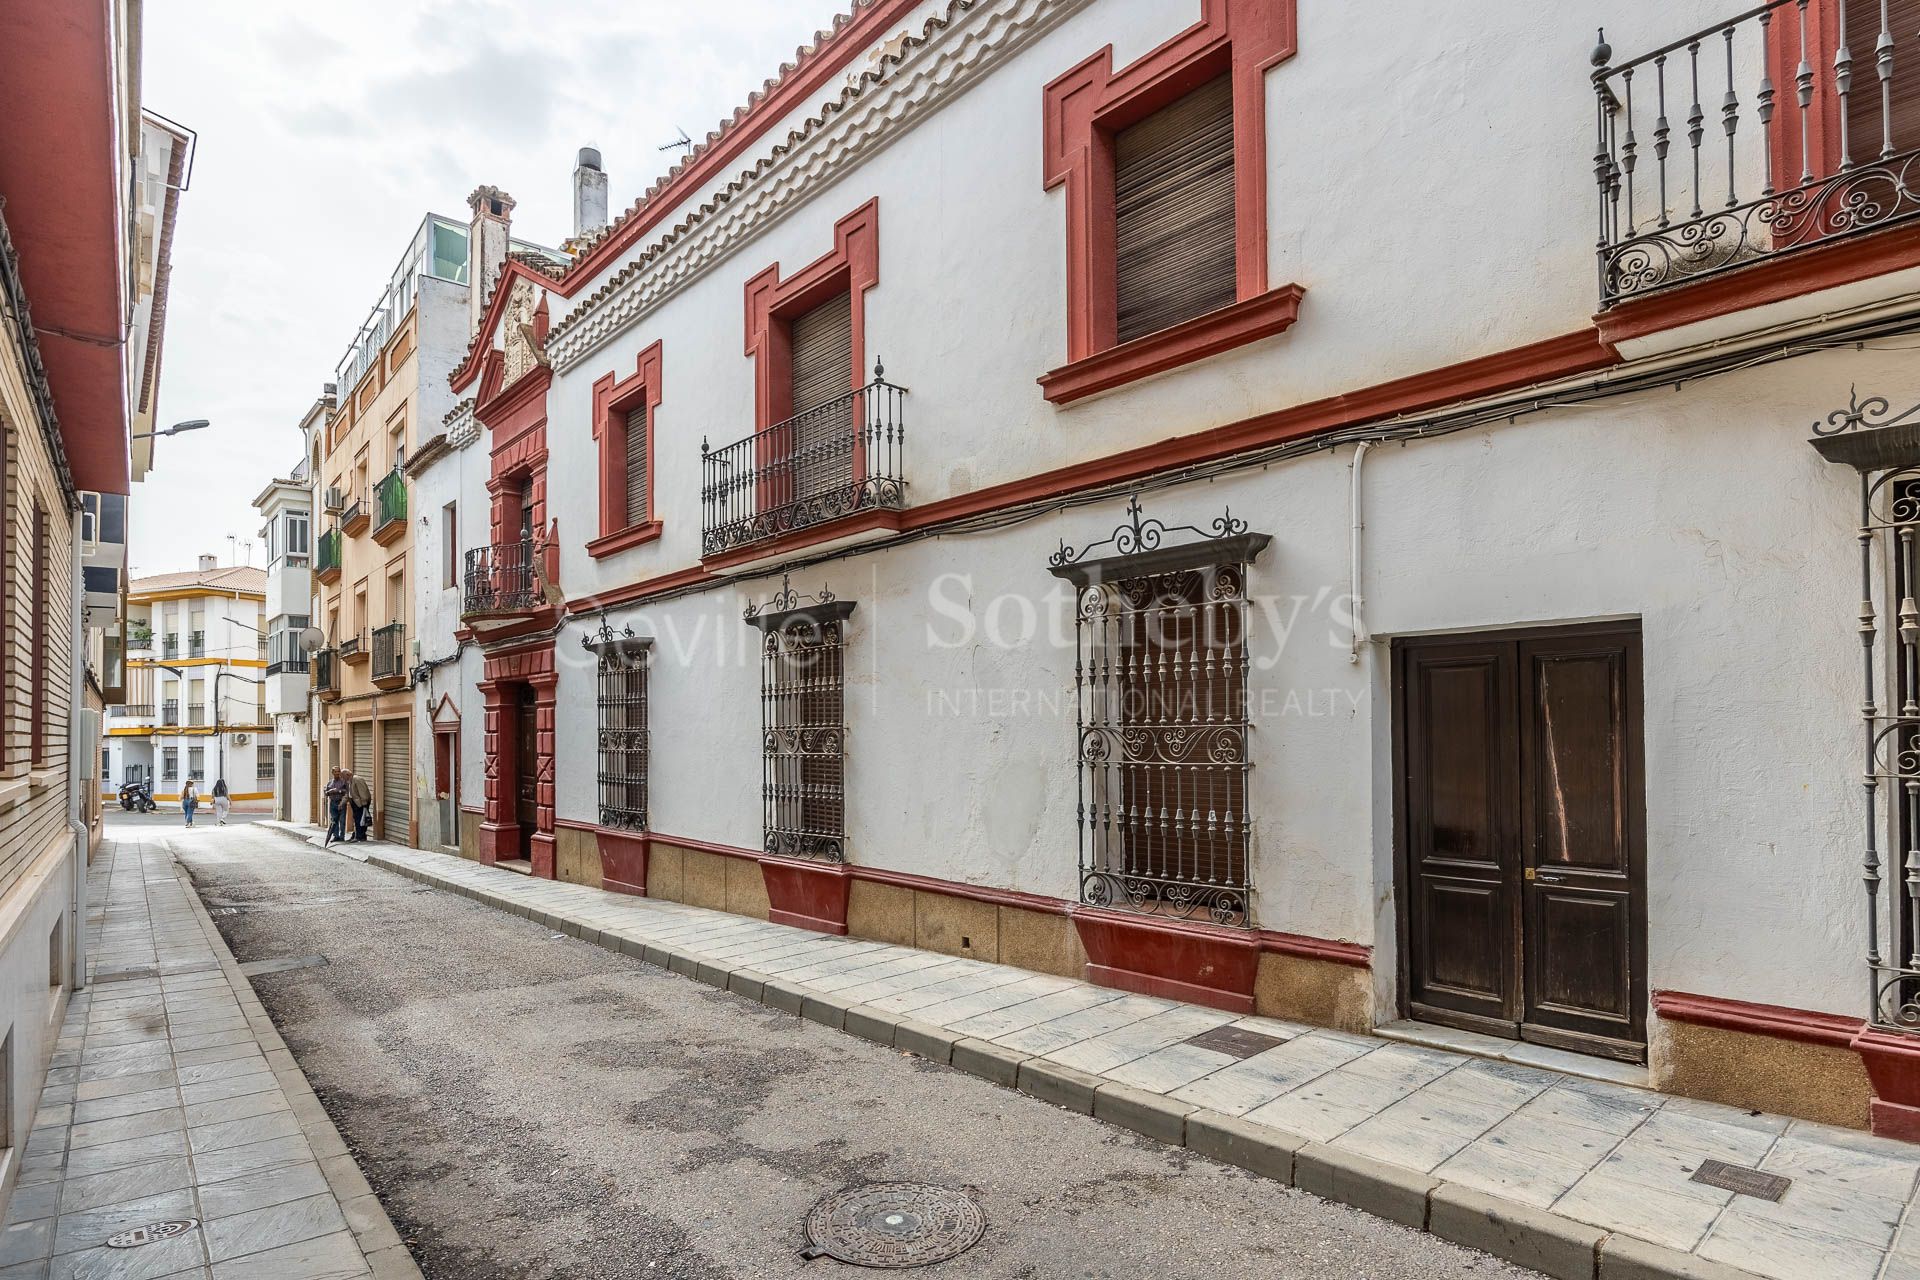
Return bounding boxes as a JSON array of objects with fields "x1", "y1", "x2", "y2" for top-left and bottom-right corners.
[
  {"x1": 594, "y1": 622, "x2": 650, "y2": 833},
  {"x1": 755, "y1": 582, "x2": 850, "y2": 864},
  {"x1": 1060, "y1": 529, "x2": 1258, "y2": 927},
  {"x1": 1050, "y1": 494, "x2": 1249, "y2": 569},
  {"x1": 744, "y1": 573, "x2": 837, "y2": 622}
]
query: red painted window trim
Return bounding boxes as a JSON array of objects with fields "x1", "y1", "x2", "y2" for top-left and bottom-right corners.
[
  {"x1": 1040, "y1": 0, "x2": 1299, "y2": 397},
  {"x1": 743, "y1": 198, "x2": 880, "y2": 432},
  {"x1": 588, "y1": 339, "x2": 664, "y2": 559},
  {"x1": 1039, "y1": 285, "x2": 1303, "y2": 406}
]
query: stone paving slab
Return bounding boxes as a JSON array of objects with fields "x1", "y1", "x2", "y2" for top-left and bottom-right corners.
[
  {"x1": 0, "y1": 833, "x2": 420, "y2": 1280},
  {"x1": 274, "y1": 826, "x2": 1920, "y2": 1280}
]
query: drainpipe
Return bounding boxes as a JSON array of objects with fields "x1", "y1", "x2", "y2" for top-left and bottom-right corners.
[
  {"x1": 1348, "y1": 440, "x2": 1372, "y2": 664},
  {"x1": 65, "y1": 512, "x2": 87, "y2": 992}
]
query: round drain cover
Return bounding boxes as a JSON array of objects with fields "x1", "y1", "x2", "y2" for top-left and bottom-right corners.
[
  {"x1": 803, "y1": 1182, "x2": 984, "y2": 1268},
  {"x1": 106, "y1": 1219, "x2": 196, "y2": 1249}
]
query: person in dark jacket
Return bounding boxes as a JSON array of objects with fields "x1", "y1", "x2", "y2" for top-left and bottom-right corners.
[
  {"x1": 346, "y1": 770, "x2": 373, "y2": 842},
  {"x1": 323, "y1": 768, "x2": 348, "y2": 845}
]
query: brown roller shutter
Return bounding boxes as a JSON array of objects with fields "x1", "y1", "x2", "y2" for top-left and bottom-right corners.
[
  {"x1": 1846, "y1": 0, "x2": 1920, "y2": 158},
  {"x1": 1113, "y1": 73, "x2": 1236, "y2": 345},
  {"x1": 624, "y1": 403, "x2": 648, "y2": 526},
  {"x1": 786, "y1": 291, "x2": 854, "y2": 501}
]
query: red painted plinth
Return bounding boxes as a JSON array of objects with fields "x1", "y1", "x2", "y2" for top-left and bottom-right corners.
[
  {"x1": 762, "y1": 857, "x2": 851, "y2": 935},
  {"x1": 1852, "y1": 1027, "x2": 1920, "y2": 1140},
  {"x1": 1070, "y1": 907, "x2": 1260, "y2": 1015},
  {"x1": 529, "y1": 832, "x2": 556, "y2": 880},
  {"x1": 597, "y1": 830, "x2": 649, "y2": 897},
  {"x1": 475, "y1": 821, "x2": 520, "y2": 864}
]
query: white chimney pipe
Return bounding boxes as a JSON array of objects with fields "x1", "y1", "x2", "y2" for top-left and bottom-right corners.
[{"x1": 573, "y1": 146, "x2": 609, "y2": 242}]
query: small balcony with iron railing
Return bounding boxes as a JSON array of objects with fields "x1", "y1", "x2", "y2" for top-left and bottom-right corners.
[
  {"x1": 373, "y1": 468, "x2": 407, "y2": 546},
  {"x1": 316, "y1": 528, "x2": 343, "y2": 584},
  {"x1": 113, "y1": 703, "x2": 155, "y2": 724},
  {"x1": 371, "y1": 622, "x2": 408, "y2": 688},
  {"x1": 700, "y1": 366, "x2": 907, "y2": 563},
  {"x1": 338, "y1": 628, "x2": 368, "y2": 666},
  {"x1": 337, "y1": 483, "x2": 369, "y2": 536},
  {"x1": 187, "y1": 630, "x2": 205, "y2": 659},
  {"x1": 462, "y1": 537, "x2": 552, "y2": 624},
  {"x1": 187, "y1": 705, "x2": 206, "y2": 728},
  {"x1": 312, "y1": 648, "x2": 340, "y2": 699},
  {"x1": 160, "y1": 699, "x2": 180, "y2": 727},
  {"x1": 161, "y1": 634, "x2": 179, "y2": 659},
  {"x1": 1593, "y1": 2, "x2": 1920, "y2": 309}
]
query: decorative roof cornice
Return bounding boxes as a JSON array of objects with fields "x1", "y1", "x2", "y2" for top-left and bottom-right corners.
[{"x1": 547, "y1": 0, "x2": 1087, "y2": 372}]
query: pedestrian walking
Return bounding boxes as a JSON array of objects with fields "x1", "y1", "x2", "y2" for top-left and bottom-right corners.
[
  {"x1": 323, "y1": 767, "x2": 348, "y2": 845},
  {"x1": 212, "y1": 777, "x2": 231, "y2": 826},
  {"x1": 181, "y1": 779, "x2": 198, "y2": 828},
  {"x1": 347, "y1": 769, "x2": 373, "y2": 842}
]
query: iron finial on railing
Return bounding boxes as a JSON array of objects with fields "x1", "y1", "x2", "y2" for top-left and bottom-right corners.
[{"x1": 1592, "y1": 27, "x2": 1612, "y2": 69}]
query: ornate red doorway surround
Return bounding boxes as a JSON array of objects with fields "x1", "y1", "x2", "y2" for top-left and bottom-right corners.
[{"x1": 478, "y1": 641, "x2": 558, "y2": 876}]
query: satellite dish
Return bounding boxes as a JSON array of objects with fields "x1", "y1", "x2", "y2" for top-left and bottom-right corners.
[{"x1": 299, "y1": 626, "x2": 326, "y2": 655}]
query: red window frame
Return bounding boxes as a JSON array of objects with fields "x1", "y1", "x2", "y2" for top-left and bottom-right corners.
[
  {"x1": 1038, "y1": 0, "x2": 1302, "y2": 406},
  {"x1": 587, "y1": 340, "x2": 665, "y2": 559}
]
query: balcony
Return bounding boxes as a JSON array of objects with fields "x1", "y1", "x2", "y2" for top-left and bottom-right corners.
[
  {"x1": 1593, "y1": 3, "x2": 1920, "y2": 310},
  {"x1": 187, "y1": 631, "x2": 205, "y2": 659},
  {"x1": 339, "y1": 629, "x2": 369, "y2": 665},
  {"x1": 341, "y1": 488, "x2": 368, "y2": 536},
  {"x1": 187, "y1": 706, "x2": 206, "y2": 727},
  {"x1": 462, "y1": 537, "x2": 552, "y2": 625},
  {"x1": 162, "y1": 636, "x2": 179, "y2": 659},
  {"x1": 113, "y1": 703, "x2": 154, "y2": 722},
  {"x1": 373, "y1": 468, "x2": 407, "y2": 546},
  {"x1": 700, "y1": 370, "x2": 907, "y2": 564},
  {"x1": 313, "y1": 649, "x2": 340, "y2": 699},
  {"x1": 161, "y1": 701, "x2": 179, "y2": 727},
  {"x1": 372, "y1": 622, "x2": 408, "y2": 688},
  {"x1": 316, "y1": 528, "x2": 342, "y2": 583}
]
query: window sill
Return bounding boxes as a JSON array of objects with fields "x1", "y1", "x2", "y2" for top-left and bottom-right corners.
[
  {"x1": 1038, "y1": 285, "x2": 1306, "y2": 407},
  {"x1": 587, "y1": 521, "x2": 664, "y2": 559},
  {"x1": 0, "y1": 778, "x2": 27, "y2": 813}
]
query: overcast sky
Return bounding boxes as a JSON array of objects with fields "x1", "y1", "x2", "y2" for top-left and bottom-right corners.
[{"x1": 133, "y1": 0, "x2": 834, "y2": 576}]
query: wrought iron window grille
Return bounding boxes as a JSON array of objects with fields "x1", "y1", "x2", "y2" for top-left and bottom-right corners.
[
  {"x1": 584, "y1": 613, "x2": 653, "y2": 833},
  {"x1": 1812, "y1": 384, "x2": 1920, "y2": 1034},
  {"x1": 744, "y1": 576, "x2": 855, "y2": 863},
  {"x1": 1050, "y1": 496, "x2": 1270, "y2": 926},
  {"x1": 701, "y1": 363, "x2": 907, "y2": 557}
]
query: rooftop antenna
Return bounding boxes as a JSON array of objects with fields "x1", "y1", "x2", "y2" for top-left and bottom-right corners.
[{"x1": 658, "y1": 127, "x2": 693, "y2": 153}]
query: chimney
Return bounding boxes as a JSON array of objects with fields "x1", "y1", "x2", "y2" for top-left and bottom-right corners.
[
  {"x1": 198, "y1": 554, "x2": 217, "y2": 571},
  {"x1": 465, "y1": 185, "x2": 517, "y2": 337},
  {"x1": 573, "y1": 146, "x2": 609, "y2": 242}
]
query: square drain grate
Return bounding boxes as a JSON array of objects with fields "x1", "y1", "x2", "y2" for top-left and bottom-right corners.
[
  {"x1": 1690, "y1": 1158, "x2": 1791, "y2": 1202},
  {"x1": 1185, "y1": 1025, "x2": 1287, "y2": 1060}
]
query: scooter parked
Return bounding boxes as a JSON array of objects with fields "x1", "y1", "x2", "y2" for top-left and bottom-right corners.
[{"x1": 118, "y1": 779, "x2": 157, "y2": 813}]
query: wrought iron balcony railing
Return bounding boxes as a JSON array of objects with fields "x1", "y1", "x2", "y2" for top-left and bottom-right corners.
[
  {"x1": 312, "y1": 648, "x2": 339, "y2": 694},
  {"x1": 162, "y1": 636, "x2": 179, "y2": 658},
  {"x1": 187, "y1": 707, "x2": 206, "y2": 727},
  {"x1": 372, "y1": 622, "x2": 407, "y2": 682},
  {"x1": 701, "y1": 368, "x2": 906, "y2": 557},
  {"x1": 338, "y1": 629, "x2": 366, "y2": 662},
  {"x1": 316, "y1": 529, "x2": 342, "y2": 576},
  {"x1": 1594, "y1": 2, "x2": 1920, "y2": 306},
  {"x1": 188, "y1": 631, "x2": 205, "y2": 658},
  {"x1": 374, "y1": 467, "x2": 406, "y2": 533},
  {"x1": 161, "y1": 701, "x2": 180, "y2": 726},
  {"x1": 114, "y1": 703, "x2": 155, "y2": 719},
  {"x1": 462, "y1": 538, "x2": 544, "y2": 616}
]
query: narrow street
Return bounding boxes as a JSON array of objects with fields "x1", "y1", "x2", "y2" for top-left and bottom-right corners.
[{"x1": 160, "y1": 818, "x2": 1538, "y2": 1280}]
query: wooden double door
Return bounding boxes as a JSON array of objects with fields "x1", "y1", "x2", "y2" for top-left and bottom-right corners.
[{"x1": 1396, "y1": 623, "x2": 1647, "y2": 1062}]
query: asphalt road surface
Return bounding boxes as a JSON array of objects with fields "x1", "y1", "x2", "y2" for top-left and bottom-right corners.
[{"x1": 146, "y1": 817, "x2": 1540, "y2": 1280}]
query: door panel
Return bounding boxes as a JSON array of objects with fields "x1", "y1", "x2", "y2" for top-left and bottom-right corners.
[
  {"x1": 1519, "y1": 633, "x2": 1645, "y2": 1055},
  {"x1": 1399, "y1": 624, "x2": 1647, "y2": 1061},
  {"x1": 515, "y1": 688, "x2": 538, "y2": 834},
  {"x1": 1402, "y1": 643, "x2": 1517, "y2": 1031}
]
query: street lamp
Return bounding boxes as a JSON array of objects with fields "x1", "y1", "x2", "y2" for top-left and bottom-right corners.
[{"x1": 130, "y1": 418, "x2": 210, "y2": 443}]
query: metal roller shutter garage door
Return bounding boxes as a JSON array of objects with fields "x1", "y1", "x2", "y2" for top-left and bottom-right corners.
[
  {"x1": 381, "y1": 718, "x2": 411, "y2": 844},
  {"x1": 350, "y1": 721, "x2": 373, "y2": 781}
]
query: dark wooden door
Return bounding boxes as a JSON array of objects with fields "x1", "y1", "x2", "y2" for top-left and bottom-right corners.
[
  {"x1": 1398, "y1": 624, "x2": 1647, "y2": 1061},
  {"x1": 515, "y1": 686, "x2": 538, "y2": 834}
]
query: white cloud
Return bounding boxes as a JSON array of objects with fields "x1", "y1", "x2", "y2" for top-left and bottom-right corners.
[{"x1": 133, "y1": 0, "x2": 835, "y2": 574}]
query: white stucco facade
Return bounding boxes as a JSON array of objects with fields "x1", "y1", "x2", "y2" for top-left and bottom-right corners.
[{"x1": 411, "y1": 0, "x2": 1920, "y2": 1112}]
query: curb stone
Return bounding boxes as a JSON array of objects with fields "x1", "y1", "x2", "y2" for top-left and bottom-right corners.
[{"x1": 354, "y1": 845, "x2": 1772, "y2": 1280}]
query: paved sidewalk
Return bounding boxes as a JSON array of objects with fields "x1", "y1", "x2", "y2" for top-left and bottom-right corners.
[
  {"x1": 0, "y1": 831, "x2": 418, "y2": 1279},
  {"x1": 281, "y1": 827, "x2": 1920, "y2": 1280}
]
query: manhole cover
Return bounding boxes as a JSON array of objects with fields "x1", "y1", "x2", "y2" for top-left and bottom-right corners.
[
  {"x1": 802, "y1": 1183, "x2": 984, "y2": 1268},
  {"x1": 1185, "y1": 1024, "x2": 1286, "y2": 1060},
  {"x1": 1690, "y1": 1158, "x2": 1792, "y2": 1201},
  {"x1": 106, "y1": 1219, "x2": 197, "y2": 1249}
]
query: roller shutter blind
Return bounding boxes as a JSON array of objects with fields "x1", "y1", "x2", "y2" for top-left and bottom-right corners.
[
  {"x1": 1846, "y1": 0, "x2": 1920, "y2": 158},
  {"x1": 1113, "y1": 73, "x2": 1236, "y2": 345},
  {"x1": 787, "y1": 291, "x2": 854, "y2": 501},
  {"x1": 350, "y1": 720, "x2": 373, "y2": 781},
  {"x1": 624, "y1": 403, "x2": 648, "y2": 527},
  {"x1": 381, "y1": 719, "x2": 411, "y2": 843}
]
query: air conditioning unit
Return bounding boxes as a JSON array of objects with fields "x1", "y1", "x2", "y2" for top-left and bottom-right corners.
[
  {"x1": 324, "y1": 487, "x2": 345, "y2": 513},
  {"x1": 233, "y1": 733, "x2": 251, "y2": 746}
]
